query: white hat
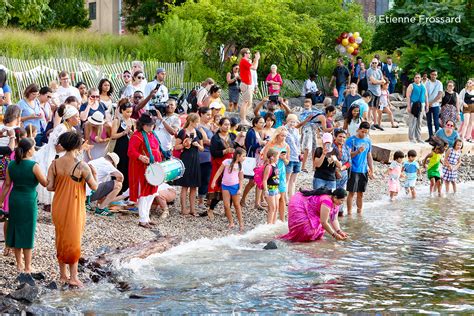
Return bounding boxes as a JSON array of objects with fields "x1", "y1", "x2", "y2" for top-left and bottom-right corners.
[
  {"x1": 209, "y1": 101, "x2": 222, "y2": 109},
  {"x1": 106, "y1": 152, "x2": 120, "y2": 167},
  {"x1": 87, "y1": 111, "x2": 105, "y2": 125},
  {"x1": 63, "y1": 106, "x2": 79, "y2": 120}
]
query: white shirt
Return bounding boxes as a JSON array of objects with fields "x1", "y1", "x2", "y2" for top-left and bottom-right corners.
[
  {"x1": 86, "y1": 157, "x2": 119, "y2": 195},
  {"x1": 250, "y1": 69, "x2": 258, "y2": 91},
  {"x1": 56, "y1": 86, "x2": 81, "y2": 104},
  {"x1": 196, "y1": 87, "x2": 208, "y2": 106},
  {"x1": 425, "y1": 79, "x2": 443, "y2": 108},
  {"x1": 303, "y1": 79, "x2": 318, "y2": 95},
  {"x1": 155, "y1": 114, "x2": 180, "y2": 151},
  {"x1": 144, "y1": 80, "x2": 169, "y2": 110}
]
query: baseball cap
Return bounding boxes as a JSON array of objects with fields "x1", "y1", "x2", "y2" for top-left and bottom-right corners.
[{"x1": 322, "y1": 132, "x2": 333, "y2": 144}]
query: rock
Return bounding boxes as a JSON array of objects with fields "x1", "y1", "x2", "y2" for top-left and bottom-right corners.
[
  {"x1": 0, "y1": 296, "x2": 22, "y2": 313},
  {"x1": 9, "y1": 283, "x2": 39, "y2": 303},
  {"x1": 31, "y1": 272, "x2": 45, "y2": 281},
  {"x1": 15, "y1": 273, "x2": 36, "y2": 286},
  {"x1": 389, "y1": 93, "x2": 404, "y2": 102},
  {"x1": 45, "y1": 281, "x2": 58, "y2": 290},
  {"x1": 117, "y1": 282, "x2": 130, "y2": 292},
  {"x1": 129, "y1": 294, "x2": 146, "y2": 299},
  {"x1": 263, "y1": 241, "x2": 278, "y2": 250}
]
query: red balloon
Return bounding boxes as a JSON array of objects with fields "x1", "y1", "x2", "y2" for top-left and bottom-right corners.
[
  {"x1": 336, "y1": 37, "x2": 342, "y2": 44},
  {"x1": 348, "y1": 36, "x2": 355, "y2": 43},
  {"x1": 351, "y1": 49, "x2": 359, "y2": 56},
  {"x1": 341, "y1": 32, "x2": 348, "y2": 38}
]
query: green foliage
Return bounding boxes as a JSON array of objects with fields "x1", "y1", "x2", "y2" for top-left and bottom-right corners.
[
  {"x1": 47, "y1": 0, "x2": 91, "y2": 29},
  {"x1": 398, "y1": 44, "x2": 454, "y2": 82},
  {"x1": 2, "y1": 0, "x2": 51, "y2": 29},
  {"x1": 372, "y1": 0, "x2": 473, "y2": 55},
  {"x1": 166, "y1": 0, "x2": 372, "y2": 80},
  {"x1": 122, "y1": 0, "x2": 186, "y2": 34}
]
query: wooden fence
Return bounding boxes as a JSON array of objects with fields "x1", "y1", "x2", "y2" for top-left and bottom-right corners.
[{"x1": 0, "y1": 57, "x2": 186, "y2": 102}]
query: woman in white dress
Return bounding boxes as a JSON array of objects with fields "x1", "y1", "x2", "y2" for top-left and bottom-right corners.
[{"x1": 34, "y1": 106, "x2": 81, "y2": 207}]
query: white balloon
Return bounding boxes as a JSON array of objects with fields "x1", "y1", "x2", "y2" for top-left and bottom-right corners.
[
  {"x1": 339, "y1": 45, "x2": 346, "y2": 54},
  {"x1": 355, "y1": 37, "x2": 363, "y2": 44},
  {"x1": 348, "y1": 32, "x2": 353, "y2": 37}
]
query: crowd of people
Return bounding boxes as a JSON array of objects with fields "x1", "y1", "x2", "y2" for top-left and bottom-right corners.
[{"x1": 0, "y1": 51, "x2": 471, "y2": 287}]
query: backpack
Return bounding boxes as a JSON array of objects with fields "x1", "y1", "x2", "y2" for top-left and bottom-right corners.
[
  {"x1": 253, "y1": 164, "x2": 266, "y2": 190},
  {"x1": 185, "y1": 86, "x2": 202, "y2": 113}
]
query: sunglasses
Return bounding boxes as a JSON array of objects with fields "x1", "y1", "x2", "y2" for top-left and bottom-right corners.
[
  {"x1": 90, "y1": 95, "x2": 100, "y2": 99},
  {"x1": 445, "y1": 124, "x2": 454, "y2": 127},
  {"x1": 137, "y1": 76, "x2": 145, "y2": 79},
  {"x1": 371, "y1": 62, "x2": 378, "y2": 65}
]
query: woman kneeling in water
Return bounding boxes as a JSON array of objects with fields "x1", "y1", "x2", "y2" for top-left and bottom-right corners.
[{"x1": 279, "y1": 188, "x2": 348, "y2": 242}]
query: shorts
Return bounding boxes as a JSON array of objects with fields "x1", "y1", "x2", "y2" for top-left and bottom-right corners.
[
  {"x1": 313, "y1": 178, "x2": 337, "y2": 190},
  {"x1": 347, "y1": 171, "x2": 368, "y2": 193},
  {"x1": 428, "y1": 175, "x2": 441, "y2": 182},
  {"x1": 286, "y1": 161, "x2": 302, "y2": 174},
  {"x1": 301, "y1": 126, "x2": 317, "y2": 152},
  {"x1": 368, "y1": 91, "x2": 380, "y2": 108},
  {"x1": 463, "y1": 103, "x2": 474, "y2": 113},
  {"x1": 267, "y1": 185, "x2": 279, "y2": 196},
  {"x1": 240, "y1": 82, "x2": 253, "y2": 104},
  {"x1": 404, "y1": 178, "x2": 417, "y2": 188},
  {"x1": 90, "y1": 180, "x2": 115, "y2": 202},
  {"x1": 388, "y1": 179, "x2": 400, "y2": 193},
  {"x1": 222, "y1": 184, "x2": 240, "y2": 196}
]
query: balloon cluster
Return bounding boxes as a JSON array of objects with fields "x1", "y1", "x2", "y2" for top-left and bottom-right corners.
[{"x1": 335, "y1": 32, "x2": 363, "y2": 56}]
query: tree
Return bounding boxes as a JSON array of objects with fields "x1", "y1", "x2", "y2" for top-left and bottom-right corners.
[
  {"x1": 0, "y1": 0, "x2": 50, "y2": 29},
  {"x1": 48, "y1": 0, "x2": 91, "y2": 29},
  {"x1": 122, "y1": 0, "x2": 186, "y2": 34}
]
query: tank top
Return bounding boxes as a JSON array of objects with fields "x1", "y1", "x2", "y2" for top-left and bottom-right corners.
[
  {"x1": 464, "y1": 90, "x2": 474, "y2": 105},
  {"x1": 411, "y1": 83, "x2": 426, "y2": 103},
  {"x1": 267, "y1": 164, "x2": 279, "y2": 186},
  {"x1": 229, "y1": 72, "x2": 241, "y2": 88}
]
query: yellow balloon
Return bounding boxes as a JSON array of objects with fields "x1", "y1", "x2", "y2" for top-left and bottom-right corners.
[
  {"x1": 346, "y1": 46, "x2": 355, "y2": 54},
  {"x1": 341, "y1": 38, "x2": 349, "y2": 46},
  {"x1": 351, "y1": 43, "x2": 359, "y2": 49},
  {"x1": 353, "y1": 32, "x2": 360, "y2": 38}
]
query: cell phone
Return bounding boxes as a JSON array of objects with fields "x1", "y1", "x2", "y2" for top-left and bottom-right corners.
[
  {"x1": 155, "y1": 83, "x2": 161, "y2": 91},
  {"x1": 269, "y1": 95, "x2": 279, "y2": 103},
  {"x1": 280, "y1": 150, "x2": 287, "y2": 155},
  {"x1": 149, "y1": 109, "x2": 158, "y2": 116}
]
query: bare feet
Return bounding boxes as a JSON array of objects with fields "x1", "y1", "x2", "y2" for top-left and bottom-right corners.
[
  {"x1": 3, "y1": 247, "x2": 11, "y2": 256},
  {"x1": 239, "y1": 225, "x2": 245, "y2": 233},
  {"x1": 228, "y1": 223, "x2": 235, "y2": 229},
  {"x1": 68, "y1": 278, "x2": 84, "y2": 288},
  {"x1": 207, "y1": 209, "x2": 214, "y2": 220},
  {"x1": 138, "y1": 222, "x2": 153, "y2": 229},
  {"x1": 240, "y1": 200, "x2": 247, "y2": 207},
  {"x1": 181, "y1": 209, "x2": 190, "y2": 215}
]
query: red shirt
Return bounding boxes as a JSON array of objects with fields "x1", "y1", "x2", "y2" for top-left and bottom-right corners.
[{"x1": 239, "y1": 58, "x2": 252, "y2": 85}]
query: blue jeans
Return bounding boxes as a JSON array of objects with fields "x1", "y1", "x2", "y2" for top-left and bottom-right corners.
[
  {"x1": 336, "y1": 170, "x2": 349, "y2": 190},
  {"x1": 388, "y1": 80, "x2": 396, "y2": 94},
  {"x1": 426, "y1": 106, "x2": 440, "y2": 137},
  {"x1": 337, "y1": 85, "x2": 346, "y2": 106},
  {"x1": 313, "y1": 178, "x2": 337, "y2": 190}
]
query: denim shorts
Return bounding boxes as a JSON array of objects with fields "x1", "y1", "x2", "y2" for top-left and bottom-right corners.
[
  {"x1": 222, "y1": 184, "x2": 240, "y2": 196},
  {"x1": 286, "y1": 161, "x2": 302, "y2": 174},
  {"x1": 313, "y1": 178, "x2": 337, "y2": 190},
  {"x1": 267, "y1": 185, "x2": 280, "y2": 196}
]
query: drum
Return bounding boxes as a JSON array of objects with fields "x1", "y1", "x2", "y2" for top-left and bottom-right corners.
[{"x1": 145, "y1": 159, "x2": 185, "y2": 186}]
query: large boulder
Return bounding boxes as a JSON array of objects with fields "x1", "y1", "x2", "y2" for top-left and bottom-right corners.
[{"x1": 9, "y1": 283, "x2": 39, "y2": 303}]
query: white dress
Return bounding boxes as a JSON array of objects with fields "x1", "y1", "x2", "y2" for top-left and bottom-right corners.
[{"x1": 33, "y1": 123, "x2": 72, "y2": 204}]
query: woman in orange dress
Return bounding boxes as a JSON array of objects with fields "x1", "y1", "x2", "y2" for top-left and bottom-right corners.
[{"x1": 47, "y1": 131, "x2": 98, "y2": 287}]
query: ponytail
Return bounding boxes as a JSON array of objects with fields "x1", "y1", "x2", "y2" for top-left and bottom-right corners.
[
  {"x1": 14, "y1": 138, "x2": 35, "y2": 164},
  {"x1": 299, "y1": 187, "x2": 347, "y2": 199}
]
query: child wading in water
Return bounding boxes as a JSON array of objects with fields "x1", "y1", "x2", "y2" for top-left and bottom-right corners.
[
  {"x1": 262, "y1": 148, "x2": 280, "y2": 224},
  {"x1": 442, "y1": 139, "x2": 463, "y2": 194},
  {"x1": 211, "y1": 148, "x2": 246, "y2": 231},
  {"x1": 387, "y1": 150, "x2": 404, "y2": 201},
  {"x1": 402, "y1": 149, "x2": 421, "y2": 198},
  {"x1": 423, "y1": 143, "x2": 445, "y2": 197}
]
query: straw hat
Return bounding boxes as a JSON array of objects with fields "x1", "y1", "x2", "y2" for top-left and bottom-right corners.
[
  {"x1": 87, "y1": 111, "x2": 105, "y2": 126},
  {"x1": 106, "y1": 152, "x2": 120, "y2": 167}
]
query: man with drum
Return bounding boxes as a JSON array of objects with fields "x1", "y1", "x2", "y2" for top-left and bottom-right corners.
[
  {"x1": 86, "y1": 152, "x2": 124, "y2": 216},
  {"x1": 155, "y1": 98, "x2": 181, "y2": 160}
]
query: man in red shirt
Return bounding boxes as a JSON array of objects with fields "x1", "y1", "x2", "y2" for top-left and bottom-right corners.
[{"x1": 239, "y1": 48, "x2": 260, "y2": 125}]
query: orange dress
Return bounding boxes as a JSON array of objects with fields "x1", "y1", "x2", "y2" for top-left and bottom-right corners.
[{"x1": 51, "y1": 161, "x2": 86, "y2": 264}]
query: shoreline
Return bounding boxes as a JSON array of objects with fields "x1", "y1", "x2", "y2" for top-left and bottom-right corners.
[{"x1": 1, "y1": 156, "x2": 473, "y2": 297}]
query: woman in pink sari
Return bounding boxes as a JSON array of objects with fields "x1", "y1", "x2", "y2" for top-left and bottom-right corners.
[{"x1": 279, "y1": 188, "x2": 348, "y2": 242}]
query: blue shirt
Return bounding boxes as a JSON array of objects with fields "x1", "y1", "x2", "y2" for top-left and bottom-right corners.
[
  {"x1": 18, "y1": 99, "x2": 45, "y2": 132},
  {"x1": 285, "y1": 126, "x2": 300, "y2": 162},
  {"x1": 435, "y1": 128, "x2": 459, "y2": 148},
  {"x1": 410, "y1": 83, "x2": 426, "y2": 104},
  {"x1": 346, "y1": 135, "x2": 372, "y2": 173},
  {"x1": 351, "y1": 98, "x2": 369, "y2": 120},
  {"x1": 299, "y1": 108, "x2": 324, "y2": 128},
  {"x1": 403, "y1": 161, "x2": 419, "y2": 180},
  {"x1": 260, "y1": 110, "x2": 286, "y2": 128},
  {"x1": 198, "y1": 124, "x2": 214, "y2": 163}
]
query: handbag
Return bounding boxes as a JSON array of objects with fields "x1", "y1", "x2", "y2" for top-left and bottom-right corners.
[{"x1": 242, "y1": 157, "x2": 257, "y2": 177}]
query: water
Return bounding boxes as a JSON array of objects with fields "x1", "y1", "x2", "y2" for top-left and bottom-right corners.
[{"x1": 38, "y1": 184, "x2": 474, "y2": 313}]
